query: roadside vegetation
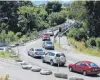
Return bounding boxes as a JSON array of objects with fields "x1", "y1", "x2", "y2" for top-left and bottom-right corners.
[
  {"x1": 66, "y1": 1, "x2": 100, "y2": 57},
  {"x1": 68, "y1": 38, "x2": 100, "y2": 57},
  {"x1": 0, "y1": 1, "x2": 100, "y2": 57},
  {"x1": 0, "y1": 1, "x2": 67, "y2": 43},
  {"x1": 0, "y1": 51, "x2": 19, "y2": 60},
  {"x1": 0, "y1": 74, "x2": 9, "y2": 80}
]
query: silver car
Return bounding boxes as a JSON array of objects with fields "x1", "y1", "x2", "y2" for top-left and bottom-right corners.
[
  {"x1": 42, "y1": 51, "x2": 66, "y2": 66},
  {"x1": 28, "y1": 48, "x2": 45, "y2": 58},
  {"x1": 46, "y1": 30, "x2": 54, "y2": 36},
  {"x1": 42, "y1": 41, "x2": 54, "y2": 50}
]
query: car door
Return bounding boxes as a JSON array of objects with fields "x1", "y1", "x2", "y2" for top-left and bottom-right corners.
[
  {"x1": 44, "y1": 52, "x2": 50, "y2": 62},
  {"x1": 74, "y1": 62, "x2": 82, "y2": 72},
  {"x1": 42, "y1": 42, "x2": 45, "y2": 48},
  {"x1": 79, "y1": 62, "x2": 87, "y2": 73}
]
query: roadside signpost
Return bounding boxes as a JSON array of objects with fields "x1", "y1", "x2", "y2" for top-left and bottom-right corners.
[
  {"x1": 56, "y1": 57, "x2": 60, "y2": 73},
  {"x1": 58, "y1": 27, "x2": 62, "y2": 47}
]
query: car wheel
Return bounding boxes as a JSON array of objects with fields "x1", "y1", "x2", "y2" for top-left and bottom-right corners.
[
  {"x1": 52, "y1": 48, "x2": 54, "y2": 50},
  {"x1": 42, "y1": 39, "x2": 44, "y2": 41},
  {"x1": 83, "y1": 71, "x2": 87, "y2": 76},
  {"x1": 61, "y1": 63, "x2": 65, "y2": 66},
  {"x1": 28, "y1": 52, "x2": 30, "y2": 56},
  {"x1": 42, "y1": 58, "x2": 45, "y2": 63},
  {"x1": 69, "y1": 67, "x2": 73, "y2": 72},
  {"x1": 32, "y1": 54, "x2": 35, "y2": 58},
  {"x1": 50, "y1": 60, "x2": 54, "y2": 66}
]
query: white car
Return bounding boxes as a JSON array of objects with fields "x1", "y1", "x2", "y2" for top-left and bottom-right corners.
[
  {"x1": 42, "y1": 51, "x2": 66, "y2": 66},
  {"x1": 0, "y1": 47, "x2": 9, "y2": 51},
  {"x1": 28, "y1": 48, "x2": 45, "y2": 58},
  {"x1": 46, "y1": 30, "x2": 54, "y2": 36}
]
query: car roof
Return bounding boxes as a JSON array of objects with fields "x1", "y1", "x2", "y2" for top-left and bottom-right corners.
[
  {"x1": 31, "y1": 48, "x2": 43, "y2": 49},
  {"x1": 49, "y1": 51, "x2": 63, "y2": 54},
  {"x1": 43, "y1": 33, "x2": 49, "y2": 35},
  {"x1": 47, "y1": 30, "x2": 52, "y2": 31},
  {"x1": 80, "y1": 61, "x2": 93, "y2": 64},
  {"x1": 44, "y1": 41, "x2": 51, "y2": 42}
]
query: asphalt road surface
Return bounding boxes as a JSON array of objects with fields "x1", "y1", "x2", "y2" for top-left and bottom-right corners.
[{"x1": 12, "y1": 36, "x2": 100, "y2": 80}]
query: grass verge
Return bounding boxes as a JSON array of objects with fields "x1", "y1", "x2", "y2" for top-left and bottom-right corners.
[
  {"x1": 68, "y1": 38, "x2": 100, "y2": 57},
  {"x1": 0, "y1": 51, "x2": 19, "y2": 60},
  {"x1": 54, "y1": 42, "x2": 65, "y2": 51},
  {"x1": 0, "y1": 74, "x2": 9, "y2": 80}
]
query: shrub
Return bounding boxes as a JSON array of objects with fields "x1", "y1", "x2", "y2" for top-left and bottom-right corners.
[
  {"x1": 67, "y1": 28, "x2": 87, "y2": 41},
  {"x1": 96, "y1": 38, "x2": 100, "y2": 49},
  {"x1": 86, "y1": 38, "x2": 96, "y2": 48}
]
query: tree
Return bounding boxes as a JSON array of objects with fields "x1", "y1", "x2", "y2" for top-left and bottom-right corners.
[
  {"x1": 86, "y1": 1, "x2": 100, "y2": 37},
  {"x1": 47, "y1": 12, "x2": 66, "y2": 26},
  {"x1": 17, "y1": 15, "x2": 28, "y2": 34},
  {"x1": 67, "y1": 1, "x2": 87, "y2": 21},
  {"x1": 45, "y1": 1, "x2": 62, "y2": 14}
]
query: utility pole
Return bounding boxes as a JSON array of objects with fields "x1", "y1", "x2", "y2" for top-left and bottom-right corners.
[
  {"x1": 59, "y1": 27, "x2": 62, "y2": 47},
  {"x1": 59, "y1": 36, "x2": 60, "y2": 47}
]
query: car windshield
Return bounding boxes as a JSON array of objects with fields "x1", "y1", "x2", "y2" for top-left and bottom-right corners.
[
  {"x1": 44, "y1": 34, "x2": 49, "y2": 36},
  {"x1": 88, "y1": 62, "x2": 98, "y2": 67},
  {"x1": 35, "y1": 49, "x2": 43, "y2": 51},
  {"x1": 60, "y1": 53, "x2": 65, "y2": 57},
  {"x1": 46, "y1": 41, "x2": 52, "y2": 44},
  {"x1": 48, "y1": 30, "x2": 52, "y2": 32},
  {"x1": 56, "y1": 54, "x2": 60, "y2": 57},
  {"x1": 56, "y1": 53, "x2": 65, "y2": 57}
]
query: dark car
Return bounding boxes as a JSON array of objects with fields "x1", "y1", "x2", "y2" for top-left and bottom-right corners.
[
  {"x1": 42, "y1": 41, "x2": 54, "y2": 50},
  {"x1": 42, "y1": 34, "x2": 50, "y2": 41},
  {"x1": 68, "y1": 61, "x2": 100, "y2": 76}
]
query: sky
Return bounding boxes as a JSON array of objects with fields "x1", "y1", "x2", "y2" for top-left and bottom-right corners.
[{"x1": 32, "y1": 0, "x2": 74, "y2": 5}]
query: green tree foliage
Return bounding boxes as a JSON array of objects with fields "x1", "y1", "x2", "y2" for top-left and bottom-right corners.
[
  {"x1": 67, "y1": 1, "x2": 87, "y2": 21},
  {"x1": 67, "y1": 28, "x2": 87, "y2": 41},
  {"x1": 0, "y1": 1, "x2": 68, "y2": 43},
  {"x1": 17, "y1": 15, "x2": 28, "y2": 33},
  {"x1": 47, "y1": 12, "x2": 66, "y2": 26},
  {"x1": 86, "y1": 1, "x2": 100, "y2": 37},
  {"x1": 45, "y1": 1, "x2": 62, "y2": 14},
  {"x1": 86, "y1": 38, "x2": 96, "y2": 47}
]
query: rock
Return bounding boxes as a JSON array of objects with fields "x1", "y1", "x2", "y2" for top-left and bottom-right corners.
[
  {"x1": 18, "y1": 61, "x2": 27, "y2": 65},
  {"x1": 54, "y1": 73, "x2": 68, "y2": 79},
  {"x1": 22, "y1": 64, "x2": 32, "y2": 69},
  {"x1": 40, "y1": 69, "x2": 52, "y2": 75},
  {"x1": 31, "y1": 66, "x2": 41, "y2": 72},
  {"x1": 69, "y1": 77, "x2": 84, "y2": 80},
  {"x1": 15, "y1": 59, "x2": 23, "y2": 62}
]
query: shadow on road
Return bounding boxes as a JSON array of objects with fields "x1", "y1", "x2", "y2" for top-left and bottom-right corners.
[{"x1": 71, "y1": 71, "x2": 100, "y2": 77}]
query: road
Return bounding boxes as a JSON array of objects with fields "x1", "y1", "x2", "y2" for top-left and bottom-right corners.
[
  {"x1": 0, "y1": 58, "x2": 60, "y2": 80},
  {"x1": 12, "y1": 36, "x2": 100, "y2": 80}
]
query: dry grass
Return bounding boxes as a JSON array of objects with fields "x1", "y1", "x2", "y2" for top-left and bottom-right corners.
[
  {"x1": 0, "y1": 51, "x2": 19, "y2": 60},
  {"x1": 68, "y1": 38, "x2": 100, "y2": 57},
  {"x1": 0, "y1": 74, "x2": 9, "y2": 80}
]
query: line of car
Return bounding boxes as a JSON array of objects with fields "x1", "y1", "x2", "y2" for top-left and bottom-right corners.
[
  {"x1": 27, "y1": 29, "x2": 100, "y2": 76},
  {"x1": 28, "y1": 29, "x2": 66, "y2": 66}
]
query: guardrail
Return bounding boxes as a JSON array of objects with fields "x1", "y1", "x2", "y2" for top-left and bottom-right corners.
[{"x1": 58, "y1": 22, "x2": 79, "y2": 37}]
